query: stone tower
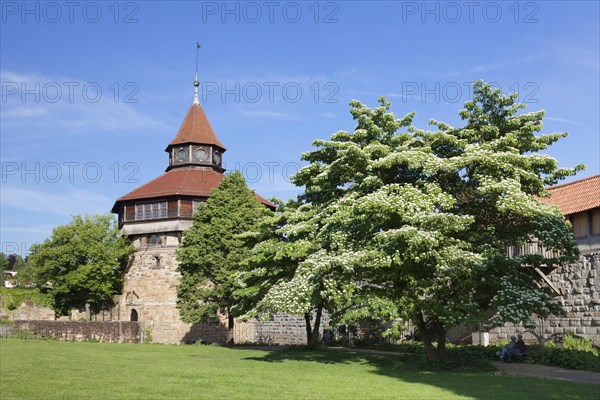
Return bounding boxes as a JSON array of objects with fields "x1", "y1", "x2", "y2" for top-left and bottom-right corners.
[{"x1": 111, "y1": 74, "x2": 274, "y2": 343}]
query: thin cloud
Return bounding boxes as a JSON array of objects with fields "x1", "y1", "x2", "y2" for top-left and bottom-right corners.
[
  {"x1": 0, "y1": 225, "x2": 54, "y2": 234},
  {"x1": 545, "y1": 117, "x2": 585, "y2": 126},
  {"x1": 444, "y1": 54, "x2": 544, "y2": 77},
  {"x1": 1, "y1": 186, "x2": 113, "y2": 217},
  {"x1": 239, "y1": 109, "x2": 294, "y2": 119},
  {"x1": 1, "y1": 106, "x2": 48, "y2": 118},
  {"x1": 319, "y1": 113, "x2": 337, "y2": 118},
  {"x1": 542, "y1": 41, "x2": 600, "y2": 72},
  {"x1": 1, "y1": 69, "x2": 171, "y2": 137}
]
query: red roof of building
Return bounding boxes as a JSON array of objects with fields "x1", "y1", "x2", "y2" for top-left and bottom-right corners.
[
  {"x1": 111, "y1": 169, "x2": 275, "y2": 211},
  {"x1": 167, "y1": 103, "x2": 227, "y2": 150},
  {"x1": 539, "y1": 174, "x2": 600, "y2": 215}
]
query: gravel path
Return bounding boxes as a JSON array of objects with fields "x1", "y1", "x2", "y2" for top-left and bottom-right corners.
[
  {"x1": 336, "y1": 347, "x2": 600, "y2": 385},
  {"x1": 492, "y1": 361, "x2": 600, "y2": 385}
]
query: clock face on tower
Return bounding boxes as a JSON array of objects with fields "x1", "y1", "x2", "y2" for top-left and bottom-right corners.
[
  {"x1": 176, "y1": 148, "x2": 188, "y2": 162},
  {"x1": 212, "y1": 151, "x2": 221, "y2": 165},
  {"x1": 194, "y1": 148, "x2": 208, "y2": 162}
]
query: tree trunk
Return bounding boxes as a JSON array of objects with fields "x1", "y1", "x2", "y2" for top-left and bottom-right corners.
[
  {"x1": 418, "y1": 314, "x2": 446, "y2": 361},
  {"x1": 420, "y1": 321, "x2": 439, "y2": 361},
  {"x1": 436, "y1": 326, "x2": 447, "y2": 359},
  {"x1": 309, "y1": 305, "x2": 323, "y2": 348},
  {"x1": 227, "y1": 315, "x2": 235, "y2": 344},
  {"x1": 304, "y1": 312, "x2": 312, "y2": 347}
]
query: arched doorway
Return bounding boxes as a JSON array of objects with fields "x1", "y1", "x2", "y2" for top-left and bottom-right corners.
[{"x1": 130, "y1": 309, "x2": 138, "y2": 321}]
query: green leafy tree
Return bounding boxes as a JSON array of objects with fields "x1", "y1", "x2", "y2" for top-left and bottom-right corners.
[
  {"x1": 257, "y1": 81, "x2": 581, "y2": 359},
  {"x1": 7, "y1": 254, "x2": 27, "y2": 271},
  {"x1": 0, "y1": 252, "x2": 9, "y2": 271},
  {"x1": 28, "y1": 214, "x2": 133, "y2": 317},
  {"x1": 14, "y1": 263, "x2": 36, "y2": 288},
  {"x1": 233, "y1": 199, "x2": 301, "y2": 315},
  {"x1": 176, "y1": 171, "x2": 273, "y2": 342}
]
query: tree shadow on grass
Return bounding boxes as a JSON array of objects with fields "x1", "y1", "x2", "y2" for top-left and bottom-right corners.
[
  {"x1": 244, "y1": 347, "x2": 390, "y2": 365},
  {"x1": 242, "y1": 347, "x2": 599, "y2": 400}
]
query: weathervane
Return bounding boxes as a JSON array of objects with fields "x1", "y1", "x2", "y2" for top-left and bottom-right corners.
[{"x1": 194, "y1": 40, "x2": 201, "y2": 104}]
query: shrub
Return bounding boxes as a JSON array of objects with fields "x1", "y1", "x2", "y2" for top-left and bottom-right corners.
[
  {"x1": 449, "y1": 344, "x2": 504, "y2": 361},
  {"x1": 528, "y1": 346, "x2": 600, "y2": 372},
  {"x1": 143, "y1": 327, "x2": 153, "y2": 344},
  {"x1": 0, "y1": 287, "x2": 52, "y2": 311},
  {"x1": 562, "y1": 331, "x2": 597, "y2": 354}
]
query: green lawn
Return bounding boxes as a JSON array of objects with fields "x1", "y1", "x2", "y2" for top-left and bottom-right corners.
[{"x1": 0, "y1": 339, "x2": 597, "y2": 399}]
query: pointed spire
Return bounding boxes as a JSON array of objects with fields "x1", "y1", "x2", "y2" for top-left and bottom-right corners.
[
  {"x1": 193, "y1": 40, "x2": 201, "y2": 104},
  {"x1": 167, "y1": 102, "x2": 227, "y2": 150},
  {"x1": 166, "y1": 40, "x2": 226, "y2": 152}
]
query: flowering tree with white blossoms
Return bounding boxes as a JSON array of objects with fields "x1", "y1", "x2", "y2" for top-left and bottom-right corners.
[
  {"x1": 236, "y1": 199, "x2": 335, "y2": 347},
  {"x1": 247, "y1": 81, "x2": 581, "y2": 359}
]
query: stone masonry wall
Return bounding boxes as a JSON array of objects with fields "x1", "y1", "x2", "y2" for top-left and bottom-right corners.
[
  {"x1": 12, "y1": 320, "x2": 142, "y2": 343},
  {"x1": 252, "y1": 313, "x2": 331, "y2": 345},
  {"x1": 488, "y1": 253, "x2": 600, "y2": 344},
  {"x1": 117, "y1": 238, "x2": 188, "y2": 344}
]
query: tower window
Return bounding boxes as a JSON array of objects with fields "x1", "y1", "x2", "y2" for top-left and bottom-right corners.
[{"x1": 136, "y1": 202, "x2": 168, "y2": 221}]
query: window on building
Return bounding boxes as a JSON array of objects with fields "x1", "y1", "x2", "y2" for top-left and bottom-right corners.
[
  {"x1": 136, "y1": 202, "x2": 168, "y2": 221},
  {"x1": 148, "y1": 234, "x2": 162, "y2": 246},
  {"x1": 572, "y1": 212, "x2": 588, "y2": 238},
  {"x1": 193, "y1": 200, "x2": 202, "y2": 214}
]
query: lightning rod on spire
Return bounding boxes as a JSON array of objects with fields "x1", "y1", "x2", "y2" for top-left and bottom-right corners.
[{"x1": 194, "y1": 40, "x2": 201, "y2": 104}]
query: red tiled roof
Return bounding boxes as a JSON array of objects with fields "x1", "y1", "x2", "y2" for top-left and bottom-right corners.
[
  {"x1": 168, "y1": 103, "x2": 227, "y2": 150},
  {"x1": 111, "y1": 169, "x2": 275, "y2": 211},
  {"x1": 539, "y1": 174, "x2": 600, "y2": 215}
]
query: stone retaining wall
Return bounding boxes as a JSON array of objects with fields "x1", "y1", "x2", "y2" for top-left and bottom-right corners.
[
  {"x1": 489, "y1": 253, "x2": 600, "y2": 344},
  {"x1": 488, "y1": 317, "x2": 600, "y2": 344},
  {"x1": 251, "y1": 313, "x2": 331, "y2": 345},
  {"x1": 12, "y1": 320, "x2": 142, "y2": 343},
  {"x1": 141, "y1": 313, "x2": 329, "y2": 345}
]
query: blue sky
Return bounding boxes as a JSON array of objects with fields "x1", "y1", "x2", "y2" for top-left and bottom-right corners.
[{"x1": 1, "y1": 1, "x2": 599, "y2": 256}]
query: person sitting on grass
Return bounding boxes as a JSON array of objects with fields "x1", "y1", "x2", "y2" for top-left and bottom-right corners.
[{"x1": 500, "y1": 336, "x2": 521, "y2": 363}]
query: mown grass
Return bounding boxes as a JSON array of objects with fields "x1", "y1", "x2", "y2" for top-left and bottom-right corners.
[{"x1": 0, "y1": 338, "x2": 598, "y2": 399}]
